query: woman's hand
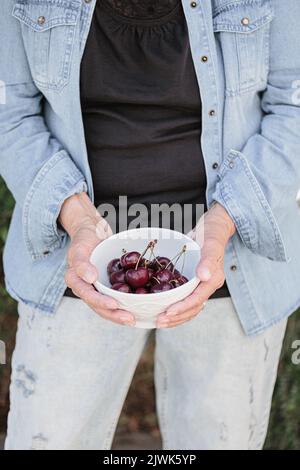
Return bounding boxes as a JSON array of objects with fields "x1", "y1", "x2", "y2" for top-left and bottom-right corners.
[
  {"x1": 156, "y1": 202, "x2": 236, "y2": 328},
  {"x1": 59, "y1": 192, "x2": 136, "y2": 326}
]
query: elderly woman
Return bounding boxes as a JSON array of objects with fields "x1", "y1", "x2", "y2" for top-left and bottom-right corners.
[{"x1": 1, "y1": 0, "x2": 300, "y2": 450}]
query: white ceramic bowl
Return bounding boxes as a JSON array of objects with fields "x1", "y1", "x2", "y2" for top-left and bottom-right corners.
[{"x1": 90, "y1": 227, "x2": 201, "y2": 328}]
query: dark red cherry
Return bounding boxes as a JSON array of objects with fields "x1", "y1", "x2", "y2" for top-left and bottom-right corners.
[
  {"x1": 177, "y1": 275, "x2": 189, "y2": 286},
  {"x1": 156, "y1": 256, "x2": 173, "y2": 270},
  {"x1": 148, "y1": 268, "x2": 154, "y2": 280},
  {"x1": 173, "y1": 269, "x2": 181, "y2": 279},
  {"x1": 135, "y1": 287, "x2": 149, "y2": 294},
  {"x1": 125, "y1": 267, "x2": 149, "y2": 288},
  {"x1": 120, "y1": 251, "x2": 141, "y2": 269},
  {"x1": 147, "y1": 260, "x2": 157, "y2": 270},
  {"x1": 107, "y1": 258, "x2": 121, "y2": 275},
  {"x1": 111, "y1": 282, "x2": 131, "y2": 293},
  {"x1": 138, "y1": 257, "x2": 148, "y2": 267},
  {"x1": 150, "y1": 282, "x2": 173, "y2": 293},
  {"x1": 109, "y1": 269, "x2": 126, "y2": 285},
  {"x1": 155, "y1": 269, "x2": 174, "y2": 284}
]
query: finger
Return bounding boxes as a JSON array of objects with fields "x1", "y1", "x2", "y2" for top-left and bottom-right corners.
[
  {"x1": 99, "y1": 309, "x2": 136, "y2": 326},
  {"x1": 165, "y1": 283, "x2": 207, "y2": 316},
  {"x1": 157, "y1": 305, "x2": 204, "y2": 328},
  {"x1": 76, "y1": 260, "x2": 98, "y2": 284},
  {"x1": 65, "y1": 268, "x2": 135, "y2": 325},
  {"x1": 65, "y1": 268, "x2": 119, "y2": 310},
  {"x1": 68, "y1": 243, "x2": 98, "y2": 284},
  {"x1": 196, "y1": 238, "x2": 224, "y2": 281}
]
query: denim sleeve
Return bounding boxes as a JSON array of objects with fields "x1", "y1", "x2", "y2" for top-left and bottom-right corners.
[
  {"x1": 212, "y1": 0, "x2": 300, "y2": 263},
  {"x1": 0, "y1": 1, "x2": 87, "y2": 260}
]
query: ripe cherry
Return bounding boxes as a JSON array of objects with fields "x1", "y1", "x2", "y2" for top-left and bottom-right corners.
[
  {"x1": 150, "y1": 257, "x2": 174, "y2": 271},
  {"x1": 120, "y1": 251, "x2": 141, "y2": 270},
  {"x1": 150, "y1": 282, "x2": 173, "y2": 293},
  {"x1": 109, "y1": 269, "x2": 126, "y2": 285},
  {"x1": 153, "y1": 269, "x2": 174, "y2": 284},
  {"x1": 148, "y1": 268, "x2": 154, "y2": 280},
  {"x1": 135, "y1": 287, "x2": 149, "y2": 294},
  {"x1": 112, "y1": 282, "x2": 131, "y2": 293},
  {"x1": 125, "y1": 267, "x2": 149, "y2": 288},
  {"x1": 107, "y1": 258, "x2": 121, "y2": 275},
  {"x1": 177, "y1": 275, "x2": 189, "y2": 286},
  {"x1": 173, "y1": 269, "x2": 181, "y2": 279}
]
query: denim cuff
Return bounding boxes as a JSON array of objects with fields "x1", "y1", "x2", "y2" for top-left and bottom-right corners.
[
  {"x1": 212, "y1": 150, "x2": 288, "y2": 262},
  {"x1": 22, "y1": 150, "x2": 87, "y2": 260}
]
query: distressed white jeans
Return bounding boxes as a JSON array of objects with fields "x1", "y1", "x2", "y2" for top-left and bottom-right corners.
[{"x1": 5, "y1": 296, "x2": 287, "y2": 450}]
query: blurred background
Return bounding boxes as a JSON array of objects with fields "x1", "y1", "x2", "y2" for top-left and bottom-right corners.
[{"x1": 0, "y1": 176, "x2": 299, "y2": 450}]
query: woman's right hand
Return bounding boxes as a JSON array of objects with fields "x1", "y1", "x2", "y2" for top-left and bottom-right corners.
[{"x1": 59, "y1": 192, "x2": 136, "y2": 326}]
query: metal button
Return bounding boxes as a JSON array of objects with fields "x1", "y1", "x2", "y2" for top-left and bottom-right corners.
[
  {"x1": 241, "y1": 17, "x2": 250, "y2": 26},
  {"x1": 201, "y1": 55, "x2": 208, "y2": 63},
  {"x1": 212, "y1": 162, "x2": 219, "y2": 170},
  {"x1": 209, "y1": 109, "x2": 216, "y2": 117},
  {"x1": 190, "y1": 1, "x2": 197, "y2": 7},
  {"x1": 229, "y1": 161, "x2": 235, "y2": 169},
  {"x1": 84, "y1": 0, "x2": 92, "y2": 3},
  {"x1": 37, "y1": 15, "x2": 45, "y2": 25},
  {"x1": 230, "y1": 265, "x2": 237, "y2": 271}
]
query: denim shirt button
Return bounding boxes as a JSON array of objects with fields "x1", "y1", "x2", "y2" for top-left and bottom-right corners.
[
  {"x1": 212, "y1": 162, "x2": 219, "y2": 170},
  {"x1": 230, "y1": 265, "x2": 237, "y2": 271},
  {"x1": 241, "y1": 17, "x2": 250, "y2": 26},
  {"x1": 190, "y1": 1, "x2": 197, "y2": 8},
  {"x1": 84, "y1": 0, "x2": 92, "y2": 3},
  {"x1": 201, "y1": 55, "x2": 208, "y2": 62},
  {"x1": 37, "y1": 16, "x2": 45, "y2": 25},
  {"x1": 229, "y1": 161, "x2": 235, "y2": 169}
]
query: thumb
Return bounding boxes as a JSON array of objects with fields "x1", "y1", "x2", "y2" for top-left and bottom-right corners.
[
  {"x1": 196, "y1": 257, "x2": 217, "y2": 282},
  {"x1": 69, "y1": 243, "x2": 98, "y2": 284},
  {"x1": 196, "y1": 239, "x2": 224, "y2": 281}
]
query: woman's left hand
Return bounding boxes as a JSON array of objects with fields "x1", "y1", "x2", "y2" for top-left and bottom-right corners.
[{"x1": 156, "y1": 202, "x2": 236, "y2": 328}]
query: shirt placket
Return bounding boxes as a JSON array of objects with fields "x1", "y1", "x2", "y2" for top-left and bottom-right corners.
[{"x1": 181, "y1": 0, "x2": 260, "y2": 333}]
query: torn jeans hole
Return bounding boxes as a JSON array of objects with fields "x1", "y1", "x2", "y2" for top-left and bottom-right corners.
[
  {"x1": 31, "y1": 433, "x2": 48, "y2": 450},
  {"x1": 15, "y1": 365, "x2": 36, "y2": 398}
]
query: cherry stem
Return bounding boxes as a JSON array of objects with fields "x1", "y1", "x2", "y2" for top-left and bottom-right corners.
[
  {"x1": 180, "y1": 247, "x2": 186, "y2": 275},
  {"x1": 135, "y1": 239, "x2": 157, "y2": 270},
  {"x1": 166, "y1": 244, "x2": 187, "y2": 271},
  {"x1": 146, "y1": 240, "x2": 157, "y2": 266}
]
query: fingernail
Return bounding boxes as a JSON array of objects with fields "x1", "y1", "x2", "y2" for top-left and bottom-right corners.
[
  {"x1": 166, "y1": 310, "x2": 177, "y2": 317},
  {"x1": 106, "y1": 300, "x2": 119, "y2": 309},
  {"x1": 83, "y1": 270, "x2": 96, "y2": 283},
  {"x1": 123, "y1": 320, "x2": 135, "y2": 326},
  {"x1": 120, "y1": 315, "x2": 135, "y2": 325},
  {"x1": 157, "y1": 319, "x2": 169, "y2": 327},
  {"x1": 198, "y1": 266, "x2": 211, "y2": 281}
]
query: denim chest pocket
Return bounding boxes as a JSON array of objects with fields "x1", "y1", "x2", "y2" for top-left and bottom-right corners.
[
  {"x1": 213, "y1": 0, "x2": 274, "y2": 96},
  {"x1": 12, "y1": 0, "x2": 81, "y2": 92}
]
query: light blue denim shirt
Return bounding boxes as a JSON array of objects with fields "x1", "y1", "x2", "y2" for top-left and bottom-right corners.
[{"x1": 0, "y1": 0, "x2": 300, "y2": 335}]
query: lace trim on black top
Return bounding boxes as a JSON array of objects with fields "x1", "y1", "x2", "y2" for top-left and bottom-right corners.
[{"x1": 102, "y1": 0, "x2": 181, "y2": 20}]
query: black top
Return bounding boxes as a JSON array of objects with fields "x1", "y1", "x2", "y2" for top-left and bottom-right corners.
[{"x1": 64, "y1": 0, "x2": 230, "y2": 298}]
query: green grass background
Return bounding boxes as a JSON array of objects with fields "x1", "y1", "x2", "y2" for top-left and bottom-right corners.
[{"x1": 0, "y1": 177, "x2": 299, "y2": 449}]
